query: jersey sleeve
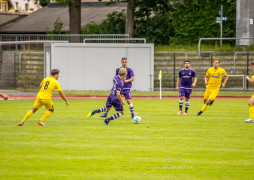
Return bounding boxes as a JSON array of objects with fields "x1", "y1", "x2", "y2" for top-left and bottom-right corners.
[
  {"x1": 129, "y1": 69, "x2": 134, "y2": 76},
  {"x1": 56, "y1": 82, "x2": 62, "y2": 91},
  {"x1": 252, "y1": 75, "x2": 254, "y2": 79},
  {"x1": 223, "y1": 69, "x2": 227, "y2": 76},
  {"x1": 178, "y1": 70, "x2": 182, "y2": 77},
  {"x1": 192, "y1": 70, "x2": 197, "y2": 77},
  {"x1": 206, "y1": 69, "x2": 210, "y2": 76},
  {"x1": 116, "y1": 68, "x2": 119, "y2": 75},
  {"x1": 116, "y1": 81, "x2": 124, "y2": 91},
  {"x1": 40, "y1": 80, "x2": 44, "y2": 87}
]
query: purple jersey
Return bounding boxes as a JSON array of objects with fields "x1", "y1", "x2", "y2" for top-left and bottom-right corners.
[
  {"x1": 178, "y1": 69, "x2": 196, "y2": 89},
  {"x1": 111, "y1": 75, "x2": 124, "y2": 97},
  {"x1": 116, "y1": 67, "x2": 134, "y2": 89}
]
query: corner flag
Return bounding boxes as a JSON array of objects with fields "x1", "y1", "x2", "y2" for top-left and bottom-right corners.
[{"x1": 158, "y1": 70, "x2": 162, "y2": 80}]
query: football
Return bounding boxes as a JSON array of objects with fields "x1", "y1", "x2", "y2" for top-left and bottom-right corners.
[{"x1": 133, "y1": 116, "x2": 141, "y2": 124}]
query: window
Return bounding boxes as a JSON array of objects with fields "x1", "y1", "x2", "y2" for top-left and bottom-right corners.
[
  {"x1": 2, "y1": 2, "x2": 6, "y2": 11},
  {"x1": 25, "y1": 3, "x2": 29, "y2": 11},
  {"x1": 16, "y1": 2, "x2": 19, "y2": 10}
]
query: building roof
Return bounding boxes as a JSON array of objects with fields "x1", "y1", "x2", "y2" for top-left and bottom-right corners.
[{"x1": 0, "y1": 2, "x2": 127, "y2": 33}]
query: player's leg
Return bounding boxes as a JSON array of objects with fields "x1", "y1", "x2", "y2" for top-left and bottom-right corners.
[
  {"x1": 183, "y1": 89, "x2": 192, "y2": 115},
  {"x1": 197, "y1": 88, "x2": 211, "y2": 116},
  {"x1": 124, "y1": 90, "x2": 134, "y2": 119},
  {"x1": 177, "y1": 88, "x2": 185, "y2": 115},
  {"x1": 87, "y1": 96, "x2": 111, "y2": 118},
  {"x1": 18, "y1": 99, "x2": 41, "y2": 126},
  {"x1": 104, "y1": 100, "x2": 124, "y2": 125},
  {"x1": 37, "y1": 100, "x2": 54, "y2": 126},
  {"x1": 245, "y1": 97, "x2": 254, "y2": 122}
]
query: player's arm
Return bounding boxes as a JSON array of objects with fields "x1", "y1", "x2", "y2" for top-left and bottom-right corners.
[
  {"x1": 221, "y1": 74, "x2": 229, "y2": 88},
  {"x1": 176, "y1": 77, "x2": 181, "y2": 90},
  {"x1": 0, "y1": 93, "x2": 9, "y2": 100},
  {"x1": 205, "y1": 76, "x2": 209, "y2": 86},
  {"x1": 58, "y1": 91, "x2": 69, "y2": 106},
  {"x1": 246, "y1": 76, "x2": 254, "y2": 83},
  {"x1": 116, "y1": 90, "x2": 125, "y2": 105},
  {"x1": 192, "y1": 77, "x2": 197, "y2": 88},
  {"x1": 125, "y1": 76, "x2": 134, "y2": 83}
]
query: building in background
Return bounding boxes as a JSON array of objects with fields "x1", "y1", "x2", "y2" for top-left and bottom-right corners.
[{"x1": 236, "y1": 0, "x2": 254, "y2": 46}]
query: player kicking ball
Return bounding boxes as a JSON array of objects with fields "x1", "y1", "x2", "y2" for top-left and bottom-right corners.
[
  {"x1": 176, "y1": 60, "x2": 197, "y2": 115},
  {"x1": 244, "y1": 62, "x2": 254, "y2": 123},
  {"x1": 87, "y1": 68, "x2": 127, "y2": 125},
  {"x1": 17, "y1": 69, "x2": 69, "y2": 126},
  {"x1": 197, "y1": 58, "x2": 228, "y2": 116}
]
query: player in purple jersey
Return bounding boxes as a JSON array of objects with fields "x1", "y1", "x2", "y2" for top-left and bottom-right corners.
[
  {"x1": 87, "y1": 68, "x2": 127, "y2": 125},
  {"x1": 114, "y1": 57, "x2": 135, "y2": 119},
  {"x1": 176, "y1": 60, "x2": 197, "y2": 115}
]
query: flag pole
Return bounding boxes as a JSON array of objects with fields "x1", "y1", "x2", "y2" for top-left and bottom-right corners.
[{"x1": 158, "y1": 70, "x2": 162, "y2": 100}]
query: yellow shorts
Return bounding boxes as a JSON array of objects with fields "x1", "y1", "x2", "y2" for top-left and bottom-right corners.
[
  {"x1": 204, "y1": 87, "x2": 220, "y2": 101},
  {"x1": 33, "y1": 99, "x2": 54, "y2": 110},
  {"x1": 252, "y1": 95, "x2": 254, "y2": 99}
]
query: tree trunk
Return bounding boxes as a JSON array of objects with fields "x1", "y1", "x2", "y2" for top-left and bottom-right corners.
[
  {"x1": 125, "y1": 0, "x2": 134, "y2": 38},
  {"x1": 69, "y1": 0, "x2": 81, "y2": 42}
]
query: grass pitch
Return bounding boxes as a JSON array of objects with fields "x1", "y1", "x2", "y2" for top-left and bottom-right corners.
[{"x1": 0, "y1": 99, "x2": 253, "y2": 179}]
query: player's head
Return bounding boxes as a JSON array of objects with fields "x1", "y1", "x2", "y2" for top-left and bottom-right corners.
[
  {"x1": 51, "y1": 69, "x2": 60, "y2": 80},
  {"x1": 184, "y1": 60, "x2": 191, "y2": 69},
  {"x1": 121, "y1": 57, "x2": 128, "y2": 68},
  {"x1": 213, "y1": 58, "x2": 220, "y2": 68},
  {"x1": 119, "y1": 68, "x2": 127, "y2": 79}
]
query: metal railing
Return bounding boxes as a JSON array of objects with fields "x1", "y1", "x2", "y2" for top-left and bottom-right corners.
[{"x1": 83, "y1": 38, "x2": 147, "y2": 43}]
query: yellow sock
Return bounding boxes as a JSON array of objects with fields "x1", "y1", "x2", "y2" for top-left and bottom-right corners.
[
  {"x1": 249, "y1": 106, "x2": 254, "y2": 119},
  {"x1": 22, "y1": 110, "x2": 33, "y2": 123},
  {"x1": 201, "y1": 104, "x2": 209, "y2": 112},
  {"x1": 40, "y1": 111, "x2": 52, "y2": 121}
]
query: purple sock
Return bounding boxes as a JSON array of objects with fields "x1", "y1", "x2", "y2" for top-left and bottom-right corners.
[
  {"x1": 106, "y1": 112, "x2": 122, "y2": 121},
  {"x1": 96, "y1": 107, "x2": 106, "y2": 113}
]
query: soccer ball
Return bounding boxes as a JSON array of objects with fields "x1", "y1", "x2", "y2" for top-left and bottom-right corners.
[{"x1": 133, "y1": 116, "x2": 141, "y2": 124}]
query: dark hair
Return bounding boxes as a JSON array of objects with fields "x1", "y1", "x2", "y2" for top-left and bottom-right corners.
[
  {"x1": 51, "y1": 69, "x2": 60, "y2": 76},
  {"x1": 184, "y1": 60, "x2": 191, "y2": 64},
  {"x1": 121, "y1": 57, "x2": 127, "y2": 61},
  {"x1": 214, "y1": 58, "x2": 220, "y2": 63}
]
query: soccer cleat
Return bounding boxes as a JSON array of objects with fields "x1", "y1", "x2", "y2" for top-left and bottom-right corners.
[
  {"x1": 100, "y1": 112, "x2": 108, "y2": 118},
  {"x1": 87, "y1": 110, "x2": 97, "y2": 118},
  {"x1": 209, "y1": 100, "x2": 215, "y2": 106},
  {"x1": 177, "y1": 111, "x2": 182, "y2": 115},
  {"x1": 17, "y1": 122, "x2": 24, "y2": 126},
  {"x1": 37, "y1": 120, "x2": 45, "y2": 126},
  {"x1": 104, "y1": 119, "x2": 109, "y2": 125},
  {"x1": 244, "y1": 119, "x2": 254, "y2": 123},
  {"x1": 184, "y1": 112, "x2": 187, "y2": 115},
  {"x1": 196, "y1": 111, "x2": 203, "y2": 116},
  {"x1": 131, "y1": 113, "x2": 134, "y2": 119}
]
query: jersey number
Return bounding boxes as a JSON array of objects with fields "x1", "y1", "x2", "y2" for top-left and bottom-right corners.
[{"x1": 44, "y1": 81, "x2": 50, "y2": 90}]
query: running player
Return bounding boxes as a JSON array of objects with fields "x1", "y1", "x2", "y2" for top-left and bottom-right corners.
[
  {"x1": 197, "y1": 58, "x2": 228, "y2": 116},
  {"x1": 112, "y1": 57, "x2": 135, "y2": 119},
  {"x1": 87, "y1": 68, "x2": 127, "y2": 125},
  {"x1": 17, "y1": 69, "x2": 69, "y2": 126},
  {"x1": 244, "y1": 62, "x2": 254, "y2": 123},
  {"x1": 176, "y1": 60, "x2": 197, "y2": 115}
]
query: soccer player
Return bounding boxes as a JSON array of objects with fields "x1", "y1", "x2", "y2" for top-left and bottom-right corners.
[
  {"x1": 176, "y1": 60, "x2": 197, "y2": 115},
  {"x1": 197, "y1": 58, "x2": 228, "y2": 116},
  {"x1": 17, "y1": 69, "x2": 69, "y2": 126},
  {"x1": 244, "y1": 62, "x2": 254, "y2": 123},
  {"x1": 0, "y1": 92, "x2": 9, "y2": 100},
  {"x1": 112, "y1": 57, "x2": 135, "y2": 119},
  {"x1": 87, "y1": 68, "x2": 127, "y2": 125}
]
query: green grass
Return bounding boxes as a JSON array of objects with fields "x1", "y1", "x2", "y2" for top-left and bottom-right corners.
[{"x1": 0, "y1": 99, "x2": 254, "y2": 179}]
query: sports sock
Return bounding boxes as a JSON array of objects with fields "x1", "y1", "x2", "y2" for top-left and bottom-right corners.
[
  {"x1": 129, "y1": 103, "x2": 134, "y2": 116},
  {"x1": 249, "y1": 106, "x2": 254, "y2": 119},
  {"x1": 106, "y1": 112, "x2": 122, "y2": 121},
  {"x1": 201, "y1": 104, "x2": 209, "y2": 112},
  {"x1": 22, "y1": 110, "x2": 33, "y2": 123},
  {"x1": 40, "y1": 111, "x2": 52, "y2": 121},
  {"x1": 185, "y1": 101, "x2": 190, "y2": 113},
  {"x1": 96, "y1": 107, "x2": 107, "y2": 113},
  {"x1": 179, "y1": 99, "x2": 183, "y2": 111}
]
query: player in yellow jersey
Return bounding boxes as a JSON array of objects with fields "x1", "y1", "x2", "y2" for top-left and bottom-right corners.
[
  {"x1": 197, "y1": 58, "x2": 228, "y2": 116},
  {"x1": 17, "y1": 69, "x2": 69, "y2": 126},
  {"x1": 244, "y1": 62, "x2": 254, "y2": 123}
]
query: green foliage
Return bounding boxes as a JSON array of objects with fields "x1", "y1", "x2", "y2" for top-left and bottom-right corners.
[{"x1": 46, "y1": 17, "x2": 64, "y2": 34}]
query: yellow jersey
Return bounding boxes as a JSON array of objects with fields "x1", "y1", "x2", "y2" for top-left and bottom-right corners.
[
  {"x1": 252, "y1": 75, "x2": 254, "y2": 79},
  {"x1": 36, "y1": 77, "x2": 62, "y2": 99},
  {"x1": 206, "y1": 67, "x2": 227, "y2": 88}
]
